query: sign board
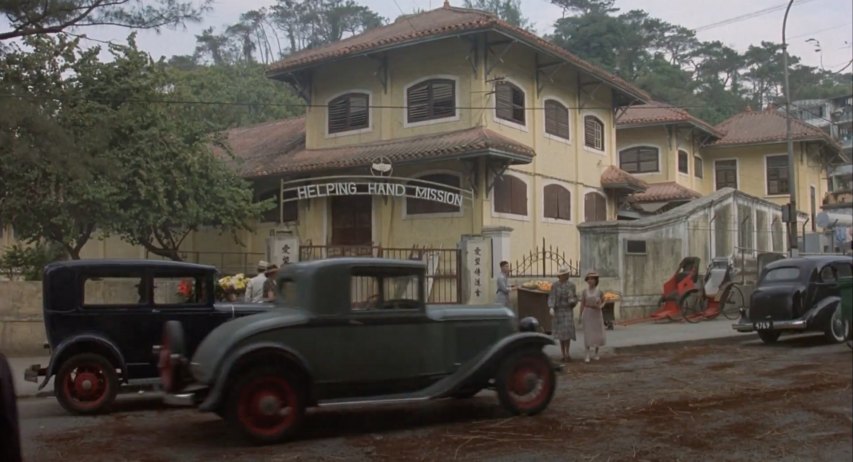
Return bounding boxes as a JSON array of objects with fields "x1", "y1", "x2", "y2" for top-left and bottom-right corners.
[
  {"x1": 462, "y1": 236, "x2": 491, "y2": 305},
  {"x1": 267, "y1": 235, "x2": 300, "y2": 267},
  {"x1": 280, "y1": 175, "x2": 473, "y2": 208}
]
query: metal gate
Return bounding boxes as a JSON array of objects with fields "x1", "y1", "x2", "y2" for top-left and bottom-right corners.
[
  {"x1": 512, "y1": 239, "x2": 580, "y2": 278},
  {"x1": 299, "y1": 244, "x2": 462, "y2": 304}
]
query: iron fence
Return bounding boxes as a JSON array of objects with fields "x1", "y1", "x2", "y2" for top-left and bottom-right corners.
[
  {"x1": 144, "y1": 250, "x2": 266, "y2": 276},
  {"x1": 512, "y1": 239, "x2": 581, "y2": 278},
  {"x1": 300, "y1": 245, "x2": 462, "y2": 304}
]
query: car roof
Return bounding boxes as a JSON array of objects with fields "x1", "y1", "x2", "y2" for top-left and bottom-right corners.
[
  {"x1": 44, "y1": 259, "x2": 217, "y2": 272},
  {"x1": 765, "y1": 255, "x2": 852, "y2": 271}
]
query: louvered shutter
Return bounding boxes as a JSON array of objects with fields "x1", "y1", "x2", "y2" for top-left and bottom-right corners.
[
  {"x1": 544, "y1": 185, "x2": 558, "y2": 218},
  {"x1": 495, "y1": 83, "x2": 514, "y2": 122},
  {"x1": 545, "y1": 100, "x2": 569, "y2": 139},
  {"x1": 328, "y1": 93, "x2": 369, "y2": 133},
  {"x1": 584, "y1": 116, "x2": 604, "y2": 150},
  {"x1": 431, "y1": 80, "x2": 455, "y2": 119},
  {"x1": 407, "y1": 83, "x2": 430, "y2": 123}
]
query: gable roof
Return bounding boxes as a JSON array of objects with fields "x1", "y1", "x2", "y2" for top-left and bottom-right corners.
[
  {"x1": 616, "y1": 101, "x2": 722, "y2": 138},
  {"x1": 215, "y1": 117, "x2": 534, "y2": 179},
  {"x1": 267, "y1": 5, "x2": 649, "y2": 103},
  {"x1": 710, "y1": 107, "x2": 841, "y2": 150},
  {"x1": 628, "y1": 181, "x2": 702, "y2": 204}
]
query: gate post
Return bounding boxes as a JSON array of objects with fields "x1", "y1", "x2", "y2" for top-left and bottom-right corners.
[
  {"x1": 482, "y1": 226, "x2": 513, "y2": 280},
  {"x1": 460, "y1": 234, "x2": 492, "y2": 305}
]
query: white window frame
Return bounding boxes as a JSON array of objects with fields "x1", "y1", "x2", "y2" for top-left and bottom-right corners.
[
  {"x1": 491, "y1": 77, "x2": 529, "y2": 132},
  {"x1": 713, "y1": 158, "x2": 740, "y2": 191},
  {"x1": 541, "y1": 95, "x2": 572, "y2": 144},
  {"x1": 541, "y1": 179, "x2": 574, "y2": 224},
  {"x1": 763, "y1": 153, "x2": 790, "y2": 197},
  {"x1": 402, "y1": 169, "x2": 465, "y2": 219},
  {"x1": 490, "y1": 172, "x2": 531, "y2": 222},
  {"x1": 618, "y1": 144, "x2": 662, "y2": 175},
  {"x1": 402, "y1": 75, "x2": 461, "y2": 128},
  {"x1": 581, "y1": 112, "x2": 606, "y2": 155},
  {"x1": 324, "y1": 89, "x2": 373, "y2": 138}
]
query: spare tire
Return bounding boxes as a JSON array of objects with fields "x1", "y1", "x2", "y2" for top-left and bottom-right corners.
[{"x1": 158, "y1": 320, "x2": 187, "y2": 393}]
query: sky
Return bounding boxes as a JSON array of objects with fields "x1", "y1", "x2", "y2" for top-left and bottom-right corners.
[{"x1": 5, "y1": 0, "x2": 853, "y2": 71}]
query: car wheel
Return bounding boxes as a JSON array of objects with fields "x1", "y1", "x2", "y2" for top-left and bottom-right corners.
[
  {"x1": 824, "y1": 305, "x2": 847, "y2": 344},
  {"x1": 757, "y1": 330, "x2": 781, "y2": 344},
  {"x1": 226, "y1": 366, "x2": 306, "y2": 444},
  {"x1": 495, "y1": 349, "x2": 555, "y2": 416},
  {"x1": 55, "y1": 353, "x2": 119, "y2": 415},
  {"x1": 159, "y1": 320, "x2": 187, "y2": 393}
]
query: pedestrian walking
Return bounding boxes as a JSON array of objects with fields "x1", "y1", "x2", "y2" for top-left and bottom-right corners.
[
  {"x1": 548, "y1": 266, "x2": 578, "y2": 362},
  {"x1": 245, "y1": 260, "x2": 269, "y2": 303},
  {"x1": 1, "y1": 352, "x2": 22, "y2": 462},
  {"x1": 495, "y1": 261, "x2": 515, "y2": 308},
  {"x1": 580, "y1": 271, "x2": 606, "y2": 363},
  {"x1": 262, "y1": 264, "x2": 279, "y2": 302}
]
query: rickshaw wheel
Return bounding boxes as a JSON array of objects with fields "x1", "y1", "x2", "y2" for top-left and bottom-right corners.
[{"x1": 678, "y1": 289, "x2": 705, "y2": 323}]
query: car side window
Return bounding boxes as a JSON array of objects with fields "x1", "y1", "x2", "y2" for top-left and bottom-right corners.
[
  {"x1": 819, "y1": 266, "x2": 836, "y2": 283},
  {"x1": 832, "y1": 263, "x2": 852, "y2": 279},
  {"x1": 83, "y1": 276, "x2": 146, "y2": 306},
  {"x1": 349, "y1": 269, "x2": 424, "y2": 312},
  {"x1": 351, "y1": 275, "x2": 380, "y2": 311},
  {"x1": 154, "y1": 275, "x2": 210, "y2": 306}
]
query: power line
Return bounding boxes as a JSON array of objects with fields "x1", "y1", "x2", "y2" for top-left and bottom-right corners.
[
  {"x1": 789, "y1": 22, "x2": 852, "y2": 40},
  {"x1": 693, "y1": 0, "x2": 820, "y2": 32}
]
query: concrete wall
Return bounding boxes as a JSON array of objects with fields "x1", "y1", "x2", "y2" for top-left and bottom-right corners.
[{"x1": 0, "y1": 281, "x2": 46, "y2": 356}]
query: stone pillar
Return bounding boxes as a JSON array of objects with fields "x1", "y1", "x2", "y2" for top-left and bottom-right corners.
[
  {"x1": 268, "y1": 230, "x2": 300, "y2": 267},
  {"x1": 482, "y1": 226, "x2": 513, "y2": 279},
  {"x1": 460, "y1": 234, "x2": 491, "y2": 305}
]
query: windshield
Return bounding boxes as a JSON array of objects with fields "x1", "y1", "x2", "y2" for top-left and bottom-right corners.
[{"x1": 763, "y1": 267, "x2": 800, "y2": 283}]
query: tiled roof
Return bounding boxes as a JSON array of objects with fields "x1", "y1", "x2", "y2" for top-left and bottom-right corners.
[
  {"x1": 600, "y1": 165, "x2": 648, "y2": 192},
  {"x1": 216, "y1": 117, "x2": 535, "y2": 178},
  {"x1": 267, "y1": 5, "x2": 649, "y2": 102},
  {"x1": 711, "y1": 107, "x2": 841, "y2": 149},
  {"x1": 628, "y1": 181, "x2": 702, "y2": 203},
  {"x1": 617, "y1": 101, "x2": 722, "y2": 137}
]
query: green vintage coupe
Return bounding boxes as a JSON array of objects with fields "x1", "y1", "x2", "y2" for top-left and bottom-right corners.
[{"x1": 158, "y1": 258, "x2": 558, "y2": 444}]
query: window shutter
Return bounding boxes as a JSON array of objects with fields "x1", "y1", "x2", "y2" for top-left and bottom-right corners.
[
  {"x1": 584, "y1": 192, "x2": 606, "y2": 222},
  {"x1": 544, "y1": 184, "x2": 571, "y2": 220},
  {"x1": 545, "y1": 100, "x2": 569, "y2": 139},
  {"x1": 584, "y1": 116, "x2": 604, "y2": 150},
  {"x1": 496, "y1": 83, "x2": 514, "y2": 121},
  {"x1": 510, "y1": 177, "x2": 527, "y2": 216},
  {"x1": 328, "y1": 93, "x2": 369, "y2": 133},
  {"x1": 678, "y1": 151, "x2": 689, "y2": 174},
  {"x1": 558, "y1": 186, "x2": 571, "y2": 220},
  {"x1": 407, "y1": 83, "x2": 430, "y2": 123},
  {"x1": 431, "y1": 80, "x2": 455, "y2": 119}
]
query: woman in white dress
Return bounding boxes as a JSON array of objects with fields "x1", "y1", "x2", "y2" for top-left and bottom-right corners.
[{"x1": 580, "y1": 271, "x2": 606, "y2": 363}]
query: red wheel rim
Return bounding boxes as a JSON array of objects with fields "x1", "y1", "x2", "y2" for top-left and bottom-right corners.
[
  {"x1": 237, "y1": 376, "x2": 298, "y2": 438},
  {"x1": 158, "y1": 332, "x2": 174, "y2": 392},
  {"x1": 507, "y1": 357, "x2": 552, "y2": 411},
  {"x1": 62, "y1": 363, "x2": 110, "y2": 410}
]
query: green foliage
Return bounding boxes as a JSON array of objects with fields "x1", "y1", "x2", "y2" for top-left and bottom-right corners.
[
  {"x1": 462, "y1": 0, "x2": 531, "y2": 30},
  {"x1": 0, "y1": 0, "x2": 211, "y2": 41},
  {"x1": 0, "y1": 242, "x2": 66, "y2": 281}
]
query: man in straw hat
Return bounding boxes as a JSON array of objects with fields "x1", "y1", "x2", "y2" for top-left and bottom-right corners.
[
  {"x1": 580, "y1": 270, "x2": 606, "y2": 362},
  {"x1": 245, "y1": 260, "x2": 269, "y2": 303},
  {"x1": 262, "y1": 264, "x2": 279, "y2": 302},
  {"x1": 548, "y1": 265, "x2": 578, "y2": 362}
]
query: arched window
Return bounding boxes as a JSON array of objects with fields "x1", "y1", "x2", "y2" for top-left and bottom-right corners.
[
  {"x1": 406, "y1": 173, "x2": 461, "y2": 215},
  {"x1": 544, "y1": 99, "x2": 569, "y2": 139},
  {"x1": 619, "y1": 146, "x2": 659, "y2": 173},
  {"x1": 584, "y1": 191, "x2": 606, "y2": 222},
  {"x1": 544, "y1": 184, "x2": 571, "y2": 221},
  {"x1": 678, "y1": 150, "x2": 689, "y2": 174},
  {"x1": 258, "y1": 190, "x2": 298, "y2": 223},
  {"x1": 328, "y1": 92, "x2": 369, "y2": 134},
  {"x1": 493, "y1": 175, "x2": 527, "y2": 216},
  {"x1": 407, "y1": 79, "x2": 455, "y2": 123},
  {"x1": 584, "y1": 115, "x2": 604, "y2": 151},
  {"x1": 495, "y1": 81, "x2": 525, "y2": 125}
]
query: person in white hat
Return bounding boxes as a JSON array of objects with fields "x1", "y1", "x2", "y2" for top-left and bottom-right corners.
[
  {"x1": 548, "y1": 265, "x2": 578, "y2": 362},
  {"x1": 580, "y1": 271, "x2": 606, "y2": 362},
  {"x1": 244, "y1": 260, "x2": 269, "y2": 303}
]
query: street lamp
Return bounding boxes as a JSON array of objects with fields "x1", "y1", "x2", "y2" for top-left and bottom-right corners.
[{"x1": 783, "y1": 0, "x2": 799, "y2": 257}]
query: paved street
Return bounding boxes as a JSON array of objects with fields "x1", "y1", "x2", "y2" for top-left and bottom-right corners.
[{"x1": 18, "y1": 333, "x2": 852, "y2": 461}]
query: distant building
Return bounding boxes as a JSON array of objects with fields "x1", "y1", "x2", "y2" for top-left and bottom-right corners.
[{"x1": 786, "y1": 95, "x2": 853, "y2": 160}]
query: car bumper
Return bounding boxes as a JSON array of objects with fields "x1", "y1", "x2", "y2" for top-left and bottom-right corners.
[{"x1": 732, "y1": 318, "x2": 808, "y2": 332}]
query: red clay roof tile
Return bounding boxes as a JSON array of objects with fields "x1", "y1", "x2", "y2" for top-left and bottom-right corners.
[
  {"x1": 628, "y1": 181, "x2": 702, "y2": 203},
  {"x1": 617, "y1": 101, "x2": 722, "y2": 137},
  {"x1": 600, "y1": 165, "x2": 648, "y2": 192},
  {"x1": 711, "y1": 108, "x2": 841, "y2": 149}
]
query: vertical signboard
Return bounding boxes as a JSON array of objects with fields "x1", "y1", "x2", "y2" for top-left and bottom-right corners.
[
  {"x1": 267, "y1": 235, "x2": 300, "y2": 267},
  {"x1": 462, "y1": 236, "x2": 490, "y2": 305}
]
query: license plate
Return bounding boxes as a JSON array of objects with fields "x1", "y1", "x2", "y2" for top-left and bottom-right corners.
[{"x1": 754, "y1": 320, "x2": 773, "y2": 330}]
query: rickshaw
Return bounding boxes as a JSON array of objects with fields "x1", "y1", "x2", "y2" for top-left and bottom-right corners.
[
  {"x1": 678, "y1": 257, "x2": 738, "y2": 322},
  {"x1": 651, "y1": 257, "x2": 700, "y2": 320}
]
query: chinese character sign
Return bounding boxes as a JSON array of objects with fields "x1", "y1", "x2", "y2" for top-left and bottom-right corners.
[{"x1": 464, "y1": 237, "x2": 490, "y2": 304}]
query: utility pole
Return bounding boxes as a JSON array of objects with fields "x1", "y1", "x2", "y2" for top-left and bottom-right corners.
[{"x1": 783, "y1": 0, "x2": 800, "y2": 257}]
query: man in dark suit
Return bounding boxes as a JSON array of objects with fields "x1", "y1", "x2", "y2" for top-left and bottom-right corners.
[{"x1": 1, "y1": 352, "x2": 22, "y2": 462}]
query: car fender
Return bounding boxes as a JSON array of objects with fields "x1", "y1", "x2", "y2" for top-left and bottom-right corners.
[
  {"x1": 41, "y1": 334, "x2": 127, "y2": 390},
  {"x1": 198, "y1": 342, "x2": 314, "y2": 412},
  {"x1": 436, "y1": 332, "x2": 555, "y2": 398},
  {"x1": 804, "y1": 296, "x2": 842, "y2": 328}
]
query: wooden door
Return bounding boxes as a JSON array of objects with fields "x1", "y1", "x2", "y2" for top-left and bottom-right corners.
[{"x1": 331, "y1": 196, "x2": 372, "y2": 245}]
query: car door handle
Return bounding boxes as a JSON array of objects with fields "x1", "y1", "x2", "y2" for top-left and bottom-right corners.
[
  {"x1": 152, "y1": 309, "x2": 160, "y2": 314},
  {"x1": 348, "y1": 319, "x2": 363, "y2": 326}
]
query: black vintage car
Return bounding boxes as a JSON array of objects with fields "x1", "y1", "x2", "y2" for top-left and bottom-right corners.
[
  {"x1": 733, "y1": 255, "x2": 853, "y2": 344},
  {"x1": 24, "y1": 260, "x2": 267, "y2": 414}
]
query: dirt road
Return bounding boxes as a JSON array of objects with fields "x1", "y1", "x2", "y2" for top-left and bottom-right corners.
[{"x1": 19, "y1": 335, "x2": 853, "y2": 461}]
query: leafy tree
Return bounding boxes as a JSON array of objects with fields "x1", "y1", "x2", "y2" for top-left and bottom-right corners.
[
  {"x1": 0, "y1": 35, "x2": 121, "y2": 259},
  {"x1": 0, "y1": 0, "x2": 211, "y2": 41},
  {"x1": 463, "y1": 0, "x2": 531, "y2": 30},
  {"x1": 551, "y1": 0, "x2": 617, "y2": 15},
  {"x1": 270, "y1": 0, "x2": 384, "y2": 54}
]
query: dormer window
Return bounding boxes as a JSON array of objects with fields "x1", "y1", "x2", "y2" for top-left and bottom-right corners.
[
  {"x1": 495, "y1": 81, "x2": 525, "y2": 126},
  {"x1": 407, "y1": 79, "x2": 456, "y2": 124},
  {"x1": 328, "y1": 92, "x2": 369, "y2": 134}
]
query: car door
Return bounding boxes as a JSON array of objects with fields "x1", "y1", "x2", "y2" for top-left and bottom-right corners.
[{"x1": 341, "y1": 268, "x2": 432, "y2": 395}]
